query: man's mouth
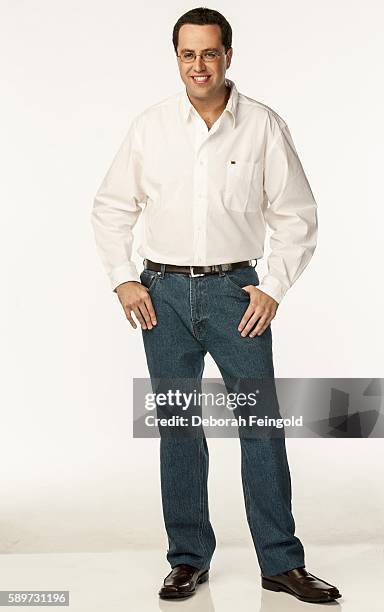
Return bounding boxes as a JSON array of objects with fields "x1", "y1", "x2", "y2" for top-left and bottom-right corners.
[{"x1": 190, "y1": 75, "x2": 211, "y2": 83}]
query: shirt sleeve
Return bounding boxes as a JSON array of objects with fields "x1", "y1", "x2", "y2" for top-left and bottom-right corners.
[
  {"x1": 90, "y1": 118, "x2": 146, "y2": 292},
  {"x1": 257, "y1": 113, "x2": 318, "y2": 304}
]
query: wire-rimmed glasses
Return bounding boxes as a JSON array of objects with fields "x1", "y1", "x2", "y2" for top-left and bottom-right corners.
[{"x1": 177, "y1": 50, "x2": 225, "y2": 63}]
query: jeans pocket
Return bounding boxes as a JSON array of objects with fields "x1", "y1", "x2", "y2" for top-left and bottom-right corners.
[
  {"x1": 224, "y1": 267, "x2": 259, "y2": 296},
  {"x1": 140, "y1": 269, "x2": 159, "y2": 294}
]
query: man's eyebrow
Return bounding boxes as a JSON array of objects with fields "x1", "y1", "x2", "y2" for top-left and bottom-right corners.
[{"x1": 180, "y1": 47, "x2": 221, "y2": 53}]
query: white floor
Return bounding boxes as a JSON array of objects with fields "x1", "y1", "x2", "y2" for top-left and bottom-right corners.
[{"x1": 0, "y1": 543, "x2": 380, "y2": 611}]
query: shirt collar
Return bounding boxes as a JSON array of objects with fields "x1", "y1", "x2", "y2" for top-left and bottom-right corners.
[{"x1": 179, "y1": 77, "x2": 238, "y2": 129}]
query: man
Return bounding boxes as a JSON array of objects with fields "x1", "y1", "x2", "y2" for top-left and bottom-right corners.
[{"x1": 91, "y1": 7, "x2": 342, "y2": 605}]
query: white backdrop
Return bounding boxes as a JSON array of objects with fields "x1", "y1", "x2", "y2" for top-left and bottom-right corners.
[{"x1": 1, "y1": 0, "x2": 383, "y2": 554}]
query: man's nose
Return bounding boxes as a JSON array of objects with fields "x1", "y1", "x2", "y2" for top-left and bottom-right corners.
[{"x1": 193, "y1": 55, "x2": 206, "y2": 71}]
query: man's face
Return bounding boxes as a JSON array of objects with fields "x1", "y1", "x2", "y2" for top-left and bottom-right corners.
[{"x1": 176, "y1": 23, "x2": 232, "y2": 101}]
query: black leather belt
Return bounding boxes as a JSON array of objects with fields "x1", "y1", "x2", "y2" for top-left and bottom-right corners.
[{"x1": 144, "y1": 258, "x2": 254, "y2": 277}]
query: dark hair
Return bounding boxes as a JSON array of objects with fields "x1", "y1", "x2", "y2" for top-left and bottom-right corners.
[{"x1": 172, "y1": 7, "x2": 232, "y2": 54}]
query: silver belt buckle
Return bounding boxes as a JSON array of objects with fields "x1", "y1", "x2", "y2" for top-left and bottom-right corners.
[{"x1": 190, "y1": 266, "x2": 205, "y2": 277}]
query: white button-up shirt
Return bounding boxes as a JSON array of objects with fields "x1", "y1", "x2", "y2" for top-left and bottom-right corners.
[{"x1": 91, "y1": 78, "x2": 317, "y2": 303}]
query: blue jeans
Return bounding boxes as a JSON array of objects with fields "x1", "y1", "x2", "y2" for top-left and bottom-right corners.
[{"x1": 140, "y1": 263, "x2": 305, "y2": 577}]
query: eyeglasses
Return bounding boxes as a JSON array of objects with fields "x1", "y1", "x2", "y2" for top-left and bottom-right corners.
[{"x1": 177, "y1": 50, "x2": 225, "y2": 63}]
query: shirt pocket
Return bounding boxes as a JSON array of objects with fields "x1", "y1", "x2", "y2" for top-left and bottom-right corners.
[{"x1": 224, "y1": 159, "x2": 263, "y2": 213}]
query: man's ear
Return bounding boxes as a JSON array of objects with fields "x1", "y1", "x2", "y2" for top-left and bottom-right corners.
[{"x1": 226, "y1": 47, "x2": 233, "y2": 69}]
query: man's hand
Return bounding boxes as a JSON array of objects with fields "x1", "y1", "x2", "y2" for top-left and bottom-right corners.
[
  {"x1": 115, "y1": 281, "x2": 157, "y2": 330},
  {"x1": 238, "y1": 286, "x2": 278, "y2": 336}
]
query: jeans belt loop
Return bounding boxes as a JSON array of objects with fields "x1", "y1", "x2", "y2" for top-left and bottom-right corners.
[
  {"x1": 218, "y1": 264, "x2": 225, "y2": 277},
  {"x1": 160, "y1": 263, "x2": 166, "y2": 278}
]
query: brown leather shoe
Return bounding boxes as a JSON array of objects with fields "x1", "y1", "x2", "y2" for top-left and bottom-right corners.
[
  {"x1": 159, "y1": 564, "x2": 209, "y2": 599},
  {"x1": 262, "y1": 566, "x2": 342, "y2": 603}
]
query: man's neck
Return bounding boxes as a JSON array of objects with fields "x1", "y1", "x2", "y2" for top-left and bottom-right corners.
[{"x1": 188, "y1": 83, "x2": 231, "y2": 128}]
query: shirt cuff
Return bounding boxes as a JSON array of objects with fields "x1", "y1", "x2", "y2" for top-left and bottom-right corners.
[
  {"x1": 257, "y1": 276, "x2": 288, "y2": 304},
  {"x1": 110, "y1": 262, "x2": 141, "y2": 292}
]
